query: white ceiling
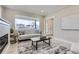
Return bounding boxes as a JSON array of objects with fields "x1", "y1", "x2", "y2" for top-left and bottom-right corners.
[{"x1": 3, "y1": 5, "x2": 69, "y2": 16}]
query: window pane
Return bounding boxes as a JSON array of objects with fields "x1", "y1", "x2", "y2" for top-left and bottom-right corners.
[{"x1": 15, "y1": 17, "x2": 40, "y2": 34}]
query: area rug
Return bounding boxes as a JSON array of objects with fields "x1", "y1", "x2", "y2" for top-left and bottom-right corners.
[{"x1": 17, "y1": 40, "x2": 70, "y2": 54}]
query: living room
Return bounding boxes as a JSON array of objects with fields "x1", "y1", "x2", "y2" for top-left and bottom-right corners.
[
  {"x1": 0, "y1": 5, "x2": 54, "y2": 54},
  {"x1": 0, "y1": 5, "x2": 79, "y2": 54}
]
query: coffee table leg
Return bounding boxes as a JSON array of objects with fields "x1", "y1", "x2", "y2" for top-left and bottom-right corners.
[
  {"x1": 49, "y1": 39, "x2": 50, "y2": 46},
  {"x1": 32, "y1": 41, "x2": 33, "y2": 45},
  {"x1": 36, "y1": 41, "x2": 38, "y2": 50}
]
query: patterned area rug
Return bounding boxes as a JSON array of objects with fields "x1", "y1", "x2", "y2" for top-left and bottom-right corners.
[{"x1": 18, "y1": 40, "x2": 70, "y2": 54}]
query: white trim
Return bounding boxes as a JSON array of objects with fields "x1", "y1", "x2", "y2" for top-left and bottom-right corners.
[{"x1": 54, "y1": 37, "x2": 73, "y2": 44}]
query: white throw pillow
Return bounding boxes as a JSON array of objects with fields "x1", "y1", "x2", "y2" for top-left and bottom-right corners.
[{"x1": 71, "y1": 43, "x2": 79, "y2": 54}]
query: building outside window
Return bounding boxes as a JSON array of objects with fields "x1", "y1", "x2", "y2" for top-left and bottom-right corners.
[{"x1": 15, "y1": 16, "x2": 40, "y2": 35}]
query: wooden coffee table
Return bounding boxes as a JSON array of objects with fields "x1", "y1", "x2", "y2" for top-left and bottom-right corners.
[{"x1": 31, "y1": 37, "x2": 51, "y2": 50}]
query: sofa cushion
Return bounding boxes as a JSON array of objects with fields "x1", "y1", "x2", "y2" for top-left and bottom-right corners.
[{"x1": 18, "y1": 34, "x2": 40, "y2": 40}]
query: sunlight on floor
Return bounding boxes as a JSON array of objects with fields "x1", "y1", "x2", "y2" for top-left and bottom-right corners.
[{"x1": 7, "y1": 43, "x2": 18, "y2": 54}]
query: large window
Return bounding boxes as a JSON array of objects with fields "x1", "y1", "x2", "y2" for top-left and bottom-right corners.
[{"x1": 15, "y1": 17, "x2": 40, "y2": 34}]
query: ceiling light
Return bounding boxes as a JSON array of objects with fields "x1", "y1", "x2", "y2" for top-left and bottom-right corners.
[{"x1": 41, "y1": 10, "x2": 44, "y2": 13}]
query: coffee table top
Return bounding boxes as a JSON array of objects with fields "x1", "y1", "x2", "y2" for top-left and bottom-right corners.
[{"x1": 31, "y1": 37, "x2": 40, "y2": 41}]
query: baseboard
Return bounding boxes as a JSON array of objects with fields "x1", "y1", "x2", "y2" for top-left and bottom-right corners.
[{"x1": 54, "y1": 37, "x2": 73, "y2": 44}]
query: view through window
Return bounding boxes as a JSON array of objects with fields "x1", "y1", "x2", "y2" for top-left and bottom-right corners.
[{"x1": 15, "y1": 17, "x2": 40, "y2": 35}]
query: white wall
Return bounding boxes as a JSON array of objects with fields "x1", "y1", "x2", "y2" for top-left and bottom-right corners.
[
  {"x1": 0, "y1": 6, "x2": 2, "y2": 17},
  {"x1": 53, "y1": 6, "x2": 79, "y2": 43},
  {"x1": 0, "y1": 6, "x2": 1, "y2": 17}
]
